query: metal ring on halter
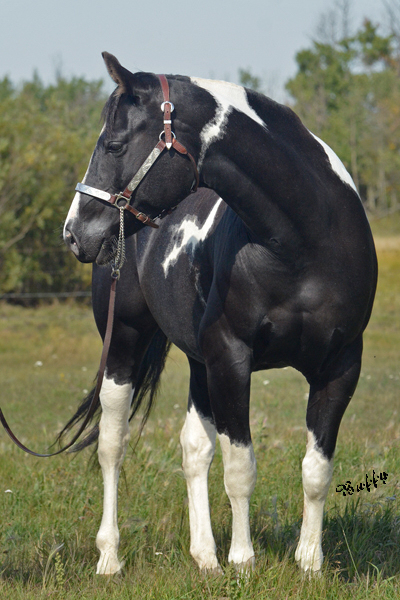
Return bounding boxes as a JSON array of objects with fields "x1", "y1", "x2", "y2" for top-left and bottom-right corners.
[
  {"x1": 115, "y1": 196, "x2": 128, "y2": 208},
  {"x1": 161, "y1": 101, "x2": 174, "y2": 112},
  {"x1": 159, "y1": 130, "x2": 176, "y2": 142}
]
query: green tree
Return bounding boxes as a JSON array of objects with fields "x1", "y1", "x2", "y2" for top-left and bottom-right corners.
[
  {"x1": 0, "y1": 74, "x2": 107, "y2": 296},
  {"x1": 286, "y1": 18, "x2": 400, "y2": 215}
]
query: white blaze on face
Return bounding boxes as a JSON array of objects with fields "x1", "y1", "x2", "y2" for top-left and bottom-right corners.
[
  {"x1": 64, "y1": 124, "x2": 105, "y2": 233},
  {"x1": 162, "y1": 198, "x2": 223, "y2": 276},
  {"x1": 190, "y1": 78, "x2": 267, "y2": 169},
  {"x1": 311, "y1": 132, "x2": 360, "y2": 196}
]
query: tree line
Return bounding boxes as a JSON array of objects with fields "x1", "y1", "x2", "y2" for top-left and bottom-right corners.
[
  {"x1": 0, "y1": 74, "x2": 105, "y2": 296},
  {"x1": 285, "y1": 14, "x2": 400, "y2": 217},
  {"x1": 1, "y1": 5, "x2": 399, "y2": 296}
]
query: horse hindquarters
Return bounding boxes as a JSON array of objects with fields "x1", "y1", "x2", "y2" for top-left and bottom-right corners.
[{"x1": 295, "y1": 335, "x2": 363, "y2": 572}]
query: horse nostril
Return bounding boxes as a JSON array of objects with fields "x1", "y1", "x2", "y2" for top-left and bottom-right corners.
[{"x1": 64, "y1": 228, "x2": 79, "y2": 256}]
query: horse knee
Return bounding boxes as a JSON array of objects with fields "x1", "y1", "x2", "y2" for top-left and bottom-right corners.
[
  {"x1": 98, "y1": 377, "x2": 133, "y2": 469},
  {"x1": 180, "y1": 406, "x2": 216, "y2": 479}
]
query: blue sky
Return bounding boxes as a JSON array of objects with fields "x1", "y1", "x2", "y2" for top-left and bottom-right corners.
[{"x1": 1, "y1": 0, "x2": 384, "y2": 100}]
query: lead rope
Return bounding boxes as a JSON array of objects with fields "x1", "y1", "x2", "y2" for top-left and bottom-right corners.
[{"x1": 0, "y1": 221, "x2": 125, "y2": 457}]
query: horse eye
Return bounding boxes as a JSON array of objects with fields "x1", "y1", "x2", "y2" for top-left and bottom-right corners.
[{"x1": 107, "y1": 141, "x2": 124, "y2": 153}]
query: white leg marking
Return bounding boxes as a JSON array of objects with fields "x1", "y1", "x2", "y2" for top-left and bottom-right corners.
[
  {"x1": 295, "y1": 430, "x2": 333, "y2": 573},
  {"x1": 219, "y1": 434, "x2": 257, "y2": 570},
  {"x1": 180, "y1": 406, "x2": 220, "y2": 571},
  {"x1": 162, "y1": 198, "x2": 223, "y2": 276},
  {"x1": 96, "y1": 375, "x2": 133, "y2": 575}
]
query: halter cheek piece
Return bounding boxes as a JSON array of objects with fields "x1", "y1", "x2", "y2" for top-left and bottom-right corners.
[{"x1": 75, "y1": 75, "x2": 200, "y2": 229}]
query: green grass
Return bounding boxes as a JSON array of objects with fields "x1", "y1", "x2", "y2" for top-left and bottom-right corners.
[{"x1": 0, "y1": 238, "x2": 398, "y2": 599}]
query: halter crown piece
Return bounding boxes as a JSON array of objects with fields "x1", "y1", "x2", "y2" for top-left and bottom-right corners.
[{"x1": 75, "y1": 75, "x2": 200, "y2": 229}]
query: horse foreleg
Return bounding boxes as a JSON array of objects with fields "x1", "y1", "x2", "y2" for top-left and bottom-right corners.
[
  {"x1": 96, "y1": 375, "x2": 133, "y2": 575},
  {"x1": 180, "y1": 359, "x2": 219, "y2": 571},
  {"x1": 295, "y1": 336, "x2": 363, "y2": 573}
]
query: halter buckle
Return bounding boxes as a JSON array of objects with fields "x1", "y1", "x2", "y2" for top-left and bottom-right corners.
[{"x1": 161, "y1": 101, "x2": 174, "y2": 113}]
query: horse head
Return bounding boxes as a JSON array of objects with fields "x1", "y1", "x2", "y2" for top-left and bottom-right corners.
[{"x1": 64, "y1": 53, "x2": 203, "y2": 264}]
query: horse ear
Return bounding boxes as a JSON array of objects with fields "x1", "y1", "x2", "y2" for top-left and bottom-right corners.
[{"x1": 102, "y1": 52, "x2": 134, "y2": 93}]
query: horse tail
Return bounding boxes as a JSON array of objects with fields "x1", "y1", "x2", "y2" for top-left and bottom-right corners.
[{"x1": 57, "y1": 329, "x2": 171, "y2": 452}]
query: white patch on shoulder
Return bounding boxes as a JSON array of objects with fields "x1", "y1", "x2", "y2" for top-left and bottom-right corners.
[
  {"x1": 191, "y1": 78, "x2": 266, "y2": 169},
  {"x1": 162, "y1": 198, "x2": 223, "y2": 276},
  {"x1": 311, "y1": 132, "x2": 359, "y2": 196}
]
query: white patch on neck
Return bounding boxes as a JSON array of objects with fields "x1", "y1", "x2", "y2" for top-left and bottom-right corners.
[
  {"x1": 162, "y1": 198, "x2": 223, "y2": 276},
  {"x1": 311, "y1": 133, "x2": 359, "y2": 196},
  {"x1": 191, "y1": 78, "x2": 266, "y2": 170}
]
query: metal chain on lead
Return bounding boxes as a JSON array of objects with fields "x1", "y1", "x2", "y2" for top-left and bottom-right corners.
[{"x1": 111, "y1": 206, "x2": 126, "y2": 279}]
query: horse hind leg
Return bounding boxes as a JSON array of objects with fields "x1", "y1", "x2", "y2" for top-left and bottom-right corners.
[
  {"x1": 218, "y1": 434, "x2": 257, "y2": 570},
  {"x1": 295, "y1": 335, "x2": 363, "y2": 573},
  {"x1": 180, "y1": 358, "x2": 220, "y2": 571}
]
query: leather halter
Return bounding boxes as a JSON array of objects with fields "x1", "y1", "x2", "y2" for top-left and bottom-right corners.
[{"x1": 75, "y1": 75, "x2": 200, "y2": 229}]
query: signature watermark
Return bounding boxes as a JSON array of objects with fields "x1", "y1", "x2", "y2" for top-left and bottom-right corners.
[{"x1": 336, "y1": 470, "x2": 388, "y2": 496}]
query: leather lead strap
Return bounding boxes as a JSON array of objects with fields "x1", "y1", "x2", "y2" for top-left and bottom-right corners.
[{"x1": 0, "y1": 277, "x2": 118, "y2": 457}]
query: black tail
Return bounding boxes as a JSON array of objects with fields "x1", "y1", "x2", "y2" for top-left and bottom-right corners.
[{"x1": 57, "y1": 329, "x2": 172, "y2": 452}]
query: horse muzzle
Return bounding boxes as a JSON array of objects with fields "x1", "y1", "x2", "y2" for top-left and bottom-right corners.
[{"x1": 64, "y1": 222, "x2": 110, "y2": 264}]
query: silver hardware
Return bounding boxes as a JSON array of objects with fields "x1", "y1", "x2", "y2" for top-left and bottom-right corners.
[
  {"x1": 75, "y1": 182, "x2": 112, "y2": 202},
  {"x1": 111, "y1": 205, "x2": 126, "y2": 279},
  {"x1": 159, "y1": 130, "x2": 176, "y2": 144},
  {"x1": 161, "y1": 101, "x2": 174, "y2": 113},
  {"x1": 126, "y1": 145, "x2": 164, "y2": 192}
]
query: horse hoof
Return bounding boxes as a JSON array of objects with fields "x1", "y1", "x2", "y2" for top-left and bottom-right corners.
[{"x1": 96, "y1": 556, "x2": 125, "y2": 576}]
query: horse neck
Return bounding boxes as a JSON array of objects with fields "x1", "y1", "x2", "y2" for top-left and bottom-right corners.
[{"x1": 200, "y1": 120, "x2": 324, "y2": 246}]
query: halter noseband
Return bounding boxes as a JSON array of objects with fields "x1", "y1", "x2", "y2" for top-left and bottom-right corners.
[{"x1": 75, "y1": 75, "x2": 199, "y2": 229}]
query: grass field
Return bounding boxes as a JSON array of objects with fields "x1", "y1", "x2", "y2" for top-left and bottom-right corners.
[{"x1": 0, "y1": 233, "x2": 398, "y2": 599}]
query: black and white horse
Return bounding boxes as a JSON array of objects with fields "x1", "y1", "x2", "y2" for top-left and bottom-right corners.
[{"x1": 63, "y1": 53, "x2": 377, "y2": 575}]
